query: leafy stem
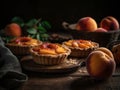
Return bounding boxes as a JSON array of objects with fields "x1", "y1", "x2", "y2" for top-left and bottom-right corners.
[{"x1": 12, "y1": 17, "x2": 51, "y2": 41}]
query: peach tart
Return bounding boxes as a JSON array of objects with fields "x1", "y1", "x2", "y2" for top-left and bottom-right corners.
[
  {"x1": 6, "y1": 37, "x2": 42, "y2": 55},
  {"x1": 112, "y1": 44, "x2": 120, "y2": 64},
  {"x1": 63, "y1": 39, "x2": 99, "y2": 58},
  {"x1": 30, "y1": 42, "x2": 71, "y2": 65}
]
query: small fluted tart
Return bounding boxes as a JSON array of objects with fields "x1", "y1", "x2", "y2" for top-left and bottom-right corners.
[
  {"x1": 63, "y1": 39, "x2": 99, "y2": 58},
  {"x1": 112, "y1": 44, "x2": 120, "y2": 64},
  {"x1": 30, "y1": 42, "x2": 71, "y2": 65},
  {"x1": 6, "y1": 37, "x2": 42, "y2": 55}
]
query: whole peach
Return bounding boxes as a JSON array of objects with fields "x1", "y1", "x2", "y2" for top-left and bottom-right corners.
[
  {"x1": 95, "y1": 28, "x2": 107, "y2": 32},
  {"x1": 95, "y1": 47, "x2": 114, "y2": 59},
  {"x1": 86, "y1": 47, "x2": 116, "y2": 80},
  {"x1": 76, "y1": 17, "x2": 97, "y2": 32},
  {"x1": 100, "y1": 16, "x2": 119, "y2": 31},
  {"x1": 4, "y1": 23, "x2": 22, "y2": 37}
]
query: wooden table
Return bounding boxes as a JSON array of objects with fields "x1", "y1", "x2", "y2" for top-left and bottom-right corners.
[{"x1": 17, "y1": 62, "x2": 120, "y2": 90}]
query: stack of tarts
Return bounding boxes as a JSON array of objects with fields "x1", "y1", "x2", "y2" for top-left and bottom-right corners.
[
  {"x1": 6, "y1": 37, "x2": 42, "y2": 55},
  {"x1": 63, "y1": 39, "x2": 99, "y2": 58}
]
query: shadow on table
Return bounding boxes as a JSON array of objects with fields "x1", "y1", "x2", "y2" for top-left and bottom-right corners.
[{"x1": 70, "y1": 76, "x2": 108, "y2": 90}]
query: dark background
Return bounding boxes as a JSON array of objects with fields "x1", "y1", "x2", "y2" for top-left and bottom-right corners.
[{"x1": 0, "y1": 0, "x2": 119, "y2": 32}]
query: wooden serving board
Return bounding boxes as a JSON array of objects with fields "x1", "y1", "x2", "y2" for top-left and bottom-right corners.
[{"x1": 20, "y1": 56, "x2": 84, "y2": 74}]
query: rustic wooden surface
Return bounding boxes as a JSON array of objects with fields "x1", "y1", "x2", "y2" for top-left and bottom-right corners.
[
  {"x1": 20, "y1": 56, "x2": 81, "y2": 73},
  {"x1": 16, "y1": 36, "x2": 120, "y2": 90},
  {"x1": 17, "y1": 64, "x2": 120, "y2": 90}
]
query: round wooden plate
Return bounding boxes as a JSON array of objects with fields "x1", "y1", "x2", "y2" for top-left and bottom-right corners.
[{"x1": 20, "y1": 56, "x2": 82, "y2": 73}]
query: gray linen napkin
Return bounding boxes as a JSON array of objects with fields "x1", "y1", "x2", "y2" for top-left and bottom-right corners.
[{"x1": 0, "y1": 37, "x2": 28, "y2": 89}]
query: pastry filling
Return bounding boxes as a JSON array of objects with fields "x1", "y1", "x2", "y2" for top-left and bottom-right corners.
[
  {"x1": 9, "y1": 37, "x2": 40, "y2": 46},
  {"x1": 64, "y1": 40, "x2": 97, "y2": 49},
  {"x1": 32, "y1": 43, "x2": 67, "y2": 55}
]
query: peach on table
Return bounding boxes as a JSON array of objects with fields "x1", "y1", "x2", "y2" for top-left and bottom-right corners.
[{"x1": 86, "y1": 47, "x2": 116, "y2": 80}]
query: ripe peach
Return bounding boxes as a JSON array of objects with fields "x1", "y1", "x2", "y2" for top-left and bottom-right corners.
[
  {"x1": 4, "y1": 23, "x2": 22, "y2": 37},
  {"x1": 100, "y1": 16, "x2": 119, "y2": 31},
  {"x1": 76, "y1": 17, "x2": 98, "y2": 32},
  {"x1": 95, "y1": 28, "x2": 107, "y2": 32},
  {"x1": 95, "y1": 47, "x2": 114, "y2": 59},
  {"x1": 86, "y1": 47, "x2": 116, "y2": 80}
]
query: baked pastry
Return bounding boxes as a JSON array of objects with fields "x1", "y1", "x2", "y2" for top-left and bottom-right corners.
[
  {"x1": 6, "y1": 37, "x2": 42, "y2": 55},
  {"x1": 63, "y1": 39, "x2": 99, "y2": 58},
  {"x1": 30, "y1": 42, "x2": 71, "y2": 65},
  {"x1": 112, "y1": 44, "x2": 120, "y2": 64}
]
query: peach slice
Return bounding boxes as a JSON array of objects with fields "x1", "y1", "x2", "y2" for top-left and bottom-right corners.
[
  {"x1": 56, "y1": 47, "x2": 66, "y2": 54},
  {"x1": 39, "y1": 49, "x2": 56, "y2": 55}
]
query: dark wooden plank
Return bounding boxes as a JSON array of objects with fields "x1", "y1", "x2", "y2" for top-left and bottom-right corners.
[
  {"x1": 17, "y1": 66, "x2": 120, "y2": 90},
  {"x1": 17, "y1": 75, "x2": 120, "y2": 90}
]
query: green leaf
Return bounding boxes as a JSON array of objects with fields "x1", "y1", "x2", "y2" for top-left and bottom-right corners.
[
  {"x1": 36, "y1": 33, "x2": 40, "y2": 40},
  {"x1": 26, "y1": 19, "x2": 38, "y2": 27},
  {"x1": 41, "y1": 34, "x2": 49, "y2": 41},
  {"x1": 27, "y1": 28, "x2": 37, "y2": 34},
  {"x1": 11, "y1": 17, "x2": 24, "y2": 27},
  {"x1": 0, "y1": 29, "x2": 5, "y2": 36},
  {"x1": 3, "y1": 36, "x2": 15, "y2": 43},
  {"x1": 37, "y1": 26, "x2": 47, "y2": 33},
  {"x1": 30, "y1": 34, "x2": 36, "y2": 38},
  {"x1": 41, "y1": 21, "x2": 51, "y2": 29},
  {"x1": 41, "y1": 33, "x2": 49, "y2": 38}
]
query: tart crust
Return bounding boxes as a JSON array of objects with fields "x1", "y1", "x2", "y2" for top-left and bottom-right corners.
[
  {"x1": 63, "y1": 39, "x2": 99, "y2": 58},
  {"x1": 30, "y1": 43, "x2": 71, "y2": 65},
  {"x1": 6, "y1": 37, "x2": 42, "y2": 55}
]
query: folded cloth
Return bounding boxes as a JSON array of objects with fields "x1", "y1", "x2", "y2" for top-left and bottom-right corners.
[{"x1": 0, "y1": 37, "x2": 28, "y2": 89}]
